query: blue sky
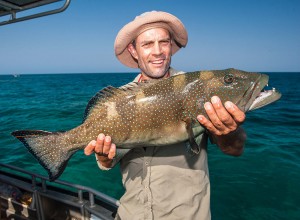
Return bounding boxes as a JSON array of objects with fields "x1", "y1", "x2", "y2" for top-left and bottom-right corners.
[{"x1": 0, "y1": 0, "x2": 299, "y2": 74}]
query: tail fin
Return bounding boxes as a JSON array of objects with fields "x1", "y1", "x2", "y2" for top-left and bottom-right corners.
[{"x1": 11, "y1": 130, "x2": 75, "y2": 181}]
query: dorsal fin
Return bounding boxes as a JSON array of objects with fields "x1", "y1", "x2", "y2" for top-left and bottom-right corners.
[
  {"x1": 119, "y1": 82, "x2": 140, "y2": 90},
  {"x1": 83, "y1": 86, "x2": 118, "y2": 122},
  {"x1": 82, "y1": 82, "x2": 151, "y2": 122}
]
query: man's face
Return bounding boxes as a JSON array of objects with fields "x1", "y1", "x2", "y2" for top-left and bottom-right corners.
[{"x1": 128, "y1": 28, "x2": 172, "y2": 79}]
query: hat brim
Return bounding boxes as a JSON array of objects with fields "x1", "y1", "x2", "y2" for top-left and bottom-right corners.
[{"x1": 114, "y1": 11, "x2": 188, "y2": 68}]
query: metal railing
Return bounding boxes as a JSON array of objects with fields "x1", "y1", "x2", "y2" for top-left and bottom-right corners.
[
  {"x1": 0, "y1": 0, "x2": 71, "y2": 26},
  {"x1": 0, "y1": 162, "x2": 119, "y2": 220}
]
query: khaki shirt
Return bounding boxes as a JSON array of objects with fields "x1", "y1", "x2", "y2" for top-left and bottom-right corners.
[{"x1": 99, "y1": 68, "x2": 211, "y2": 220}]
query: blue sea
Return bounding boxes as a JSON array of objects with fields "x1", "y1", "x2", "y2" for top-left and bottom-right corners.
[{"x1": 0, "y1": 72, "x2": 299, "y2": 220}]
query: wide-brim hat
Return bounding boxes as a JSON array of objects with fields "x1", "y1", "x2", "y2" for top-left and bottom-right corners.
[{"x1": 114, "y1": 11, "x2": 188, "y2": 68}]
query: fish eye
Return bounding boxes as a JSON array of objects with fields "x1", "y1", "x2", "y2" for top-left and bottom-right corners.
[{"x1": 224, "y1": 74, "x2": 234, "y2": 84}]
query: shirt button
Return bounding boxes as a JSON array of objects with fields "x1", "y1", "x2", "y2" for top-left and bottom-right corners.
[{"x1": 145, "y1": 162, "x2": 149, "y2": 165}]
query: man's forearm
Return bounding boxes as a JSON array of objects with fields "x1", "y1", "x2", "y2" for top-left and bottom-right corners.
[{"x1": 212, "y1": 126, "x2": 247, "y2": 156}]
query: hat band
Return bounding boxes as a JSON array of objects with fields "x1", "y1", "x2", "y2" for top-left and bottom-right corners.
[{"x1": 134, "y1": 22, "x2": 174, "y2": 41}]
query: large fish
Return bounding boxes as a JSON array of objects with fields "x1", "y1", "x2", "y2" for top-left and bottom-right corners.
[{"x1": 12, "y1": 68, "x2": 281, "y2": 180}]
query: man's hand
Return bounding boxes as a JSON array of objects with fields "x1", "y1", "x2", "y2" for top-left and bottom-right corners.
[
  {"x1": 197, "y1": 96, "x2": 246, "y2": 156},
  {"x1": 84, "y1": 133, "x2": 116, "y2": 168}
]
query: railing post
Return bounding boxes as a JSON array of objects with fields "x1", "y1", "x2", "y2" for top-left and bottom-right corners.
[
  {"x1": 78, "y1": 189, "x2": 83, "y2": 203},
  {"x1": 31, "y1": 175, "x2": 37, "y2": 189},
  {"x1": 41, "y1": 179, "x2": 47, "y2": 192},
  {"x1": 89, "y1": 192, "x2": 95, "y2": 207}
]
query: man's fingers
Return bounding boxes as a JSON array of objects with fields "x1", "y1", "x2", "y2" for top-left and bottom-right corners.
[
  {"x1": 204, "y1": 101, "x2": 226, "y2": 131},
  {"x1": 103, "y1": 136, "x2": 112, "y2": 154},
  {"x1": 84, "y1": 133, "x2": 116, "y2": 160},
  {"x1": 108, "y1": 143, "x2": 116, "y2": 159},
  {"x1": 84, "y1": 140, "x2": 96, "y2": 155},
  {"x1": 224, "y1": 101, "x2": 246, "y2": 125},
  {"x1": 198, "y1": 96, "x2": 245, "y2": 136},
  {"x1": 197, "y1": 115, "x2": 220, "y2": 135},
  {"x1": 211, "y1": 96, "x2": 237, "y2": 129},
  {"x1": 95, "y1": 133, "x2": 105, "y2": 154}
]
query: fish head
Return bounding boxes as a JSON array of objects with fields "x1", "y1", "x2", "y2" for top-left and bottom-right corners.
[{"x1": 198, "y1": 68, "x2": 281, "y2": 112}]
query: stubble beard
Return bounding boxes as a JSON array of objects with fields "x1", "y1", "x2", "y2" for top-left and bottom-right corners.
[{"x1": 140, "y1": 59, "x2": 172, "y2": 80}]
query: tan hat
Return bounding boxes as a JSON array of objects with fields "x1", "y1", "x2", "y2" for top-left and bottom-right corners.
[{"x1": 114, "y1": 11, "x2": 188, "y2": 68}]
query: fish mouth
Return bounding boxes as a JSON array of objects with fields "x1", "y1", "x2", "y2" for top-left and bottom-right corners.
[{"x1": 240, "y1": 74, "x2": 282, "y2": 112}]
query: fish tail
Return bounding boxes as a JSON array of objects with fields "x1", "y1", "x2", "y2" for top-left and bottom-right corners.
[{"x1": 11, "y1": 130, "x2": 74, "y2": 181}]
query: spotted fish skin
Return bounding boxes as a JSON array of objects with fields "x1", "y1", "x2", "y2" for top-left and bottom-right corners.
[{"x1": 11, "y1": 68, "x2": 281, "y2": 180}]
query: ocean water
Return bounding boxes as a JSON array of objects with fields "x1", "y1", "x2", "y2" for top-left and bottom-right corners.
[{"x1": 0, "y1": 72, "x2": 299, "y2": 220}]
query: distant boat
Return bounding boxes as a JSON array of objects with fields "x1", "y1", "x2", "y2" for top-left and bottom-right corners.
[{"x1": 12, "y1": 74, "x2": 20, "y2": 78}]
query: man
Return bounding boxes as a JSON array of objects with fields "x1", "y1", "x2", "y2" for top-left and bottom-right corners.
[{"x1": 85, "y1": 11, "x2": 246, "y2": 220}]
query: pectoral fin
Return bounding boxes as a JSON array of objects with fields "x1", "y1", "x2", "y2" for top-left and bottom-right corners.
[{"x1": 185, "y1": 118, "x2": 201, "y2": 154}]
